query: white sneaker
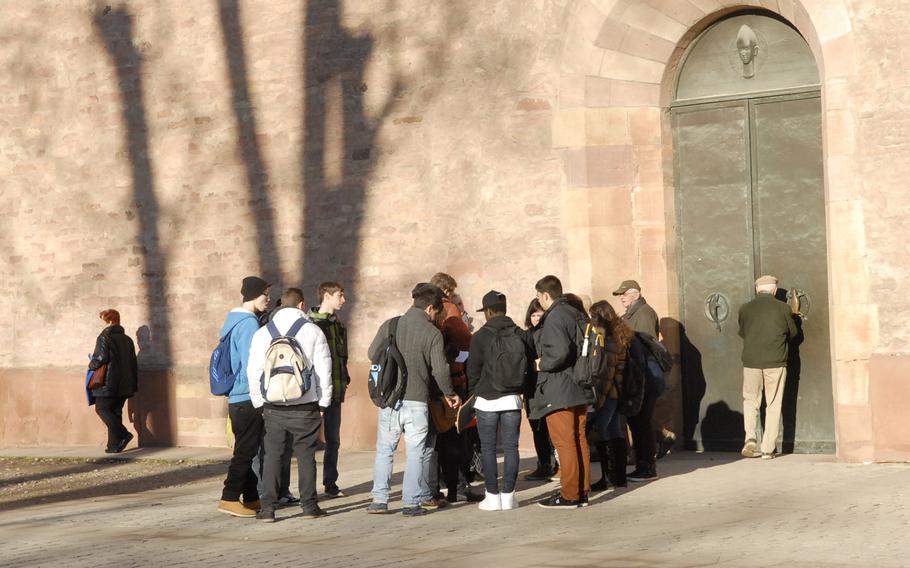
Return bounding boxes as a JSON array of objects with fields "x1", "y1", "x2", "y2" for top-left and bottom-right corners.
[
  {"x1": 500, "y1": 491, "x2": 518, "y2": 510},
  {"x1": 478, "y1": 491, "x2": 501, "y2": 511}
]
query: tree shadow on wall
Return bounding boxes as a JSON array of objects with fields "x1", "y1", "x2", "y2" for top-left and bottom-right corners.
[
  {"x1": 298, "y1": 0, "x2": 406, "y2": 303},
  {"x1": 217, "y1": 0, "x2": 282, "y2": 287},
  {"x1": 94, "y1": 5, "x2": 173, "y2": 446}
]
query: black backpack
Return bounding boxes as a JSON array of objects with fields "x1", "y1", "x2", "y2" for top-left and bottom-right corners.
[
  {"x1": 368, "y1": 317, "x2": 408, "y2": 408},
  {"x1": 482, "y1": 326, "x2": 528, "y2": 393},
  {"x1": 636, "y1": 332, "x2": 672, "y2": 373},
  {"x1": 618, "y1": 337, "x2": 647, "y2": 417},
  {"x1": 573, "y1": 321, "x2": 612, "y2": 390}
]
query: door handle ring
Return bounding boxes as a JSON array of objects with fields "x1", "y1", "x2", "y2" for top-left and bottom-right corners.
[{"x1": 704, "y1": 292, "x2": 730, "y2": 332}]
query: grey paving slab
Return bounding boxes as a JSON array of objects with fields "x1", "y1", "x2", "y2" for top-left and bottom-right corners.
[{"x1": 0, "y1": 450, "x2": 908, "y2": 567}]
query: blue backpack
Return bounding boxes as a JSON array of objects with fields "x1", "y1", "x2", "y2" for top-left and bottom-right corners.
[{"x1": 209, "y1": 318, "x2": 253, "y2": 396}]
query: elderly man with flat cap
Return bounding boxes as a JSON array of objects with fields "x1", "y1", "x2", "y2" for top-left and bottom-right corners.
[
  {"x1": 612, "y1": 279, "x2": 676, "y2": 468},
  {"x1": 738, "y1": 275, "x2": 799, "y2": 460},
  {"x1": 612, "y1": 280, "x2": 659, "y2": 339}
]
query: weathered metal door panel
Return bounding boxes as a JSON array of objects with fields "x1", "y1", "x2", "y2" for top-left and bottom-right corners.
[
  {"x1": 752, "y1": 95, "x2": 834, "y2": 452},
  {"x1": 674, "y1": 103, "x2": 757, "y2": 451},
  {"x1": 675, "y1": 94, "x2": 834, "y2": 453}
]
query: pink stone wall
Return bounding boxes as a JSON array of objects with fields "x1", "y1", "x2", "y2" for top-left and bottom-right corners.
[{"x1": 0, "y1": 1, "x2": 907, "y2": 460}]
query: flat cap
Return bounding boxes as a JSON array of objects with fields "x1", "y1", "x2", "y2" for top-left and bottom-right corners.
[
  {"x1": 612, "y1": 279, "x2": 641, "y2": 296},
  {"x1": 755, "y1": 275, "x2": 778, "y2": 287}
]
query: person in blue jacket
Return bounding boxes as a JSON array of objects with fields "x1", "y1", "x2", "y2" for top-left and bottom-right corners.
[{"x1": 217, "y1": 276, "x2": 270, "y2": 518}]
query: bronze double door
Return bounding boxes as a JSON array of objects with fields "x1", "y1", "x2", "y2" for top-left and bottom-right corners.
[{"x1": 674, "y1": 93, "x2": 834, "y2": 453}]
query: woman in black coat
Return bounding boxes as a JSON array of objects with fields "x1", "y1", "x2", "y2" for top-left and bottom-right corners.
[{"x1": 88, "y1": 309, "x2": 139, "y2": 453}]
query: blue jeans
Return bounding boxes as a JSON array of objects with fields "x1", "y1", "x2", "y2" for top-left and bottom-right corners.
[
  {"x1": 475, "y1": 409, "x2": 521, "y2": 494},
  {"x1": 371, "y1": 401, "x2": 432, "y2": 506},
  {"x1": 322, "y1": 402, "x2": 342, "y2": 491},
  {"x1": 592, "y1": 398, "x2": 623, "y2": 441}
]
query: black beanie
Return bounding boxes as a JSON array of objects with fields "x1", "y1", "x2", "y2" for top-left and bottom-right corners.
[{"x1": 241, "y1": 276, "x2": 269, "y2": 301}]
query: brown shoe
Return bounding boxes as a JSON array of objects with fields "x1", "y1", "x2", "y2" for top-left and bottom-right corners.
[
  {"x1": 549, "y1": 466, "x2": 561, "y2": 481},
  {"x1": 243, "y1": 499, "x2": 261, "y2": 511},
  {"x1": 218, "y1": 500, "x2": 256, "y2": 518}
]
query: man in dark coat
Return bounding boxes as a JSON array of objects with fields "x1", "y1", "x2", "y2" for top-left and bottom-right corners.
[
  {"x1": 530, "y1": 275, "x2": 594, "y2": 509},
  {"x1": 738, "y1": 275, "x2": 799, "y2": 459}
]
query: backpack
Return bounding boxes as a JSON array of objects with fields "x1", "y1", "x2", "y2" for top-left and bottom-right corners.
[
  {"x1": 368, "y1": 317, "x2": 408, "y2": 409},
  {"x1": 260, "y1": 318, "x2": 313, "y2": 403},
  {"x1": 572, "y1": 312, "x2": 610, "y2": 389},
  {"x1": 482, "y1": 326, "x2": 528, "y2": 393},
  {"x1": 209, "y1": 317, "x2": 253, "y2": 396},
  {"x1": 618, "y1": 337, "x2": 647, "y2": 417},
  {"x1": 636, "y1": 332, "x2": 672, "y2": 373}
]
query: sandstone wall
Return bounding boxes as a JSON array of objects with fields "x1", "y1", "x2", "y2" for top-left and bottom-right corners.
[{"x1": 0, "y1": 0, "x2": 573, "y2": 448}]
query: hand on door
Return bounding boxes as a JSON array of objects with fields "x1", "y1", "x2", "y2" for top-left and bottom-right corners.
[{"x1": 788, "y1": 291, "x2": 801, "y2": 315}]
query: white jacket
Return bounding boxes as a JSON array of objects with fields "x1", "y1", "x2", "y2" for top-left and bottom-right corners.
[{"x1": 246, "y1": 308, "x2": 333, "y2": 408}]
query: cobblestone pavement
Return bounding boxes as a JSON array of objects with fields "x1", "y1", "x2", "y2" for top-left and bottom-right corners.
[{"x1": 0, "y1": 449, "x2": 908, "y2": 568}]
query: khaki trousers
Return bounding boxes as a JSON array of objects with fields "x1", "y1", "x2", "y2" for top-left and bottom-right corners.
[
  {"x1": 546, "y1": 406, "x2": 590, "y2": 501},
  {"x1": 742, "y1": 367, "x2": 787, "y2": 455}
]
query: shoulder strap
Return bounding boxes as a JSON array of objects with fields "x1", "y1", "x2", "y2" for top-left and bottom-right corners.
[
  {"x1": 266, "y1": 321, "x2": 280, "y2": 340},
  {"x1": 286, "y1": 317, "x2": 308, "y2": 338},
  {"x1": 226, "y1": 314, "x2": 257, "y2": 338}
]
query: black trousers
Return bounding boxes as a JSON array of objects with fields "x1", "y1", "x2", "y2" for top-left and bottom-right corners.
[
  {"x1": 628, "y1": 389, "x2": 658, "y2": 470},
  {"x1": 94, "y1": 396, "x2": 129, "y2": 450},
  {"x1": 222, "y1": 400, "x2": 264, "y2": 502},
  {"x1": 529, "y1": 416, "x2": 552, "y2": 468},
  {"x1": 436, "y1": 427, "x2": 468, "y2": 498},
  {"x1": 260, "y1": 404, "x2": 322, "y2": 513}
]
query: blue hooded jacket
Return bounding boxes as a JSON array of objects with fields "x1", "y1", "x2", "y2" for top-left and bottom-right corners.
[{"x1": 219, "y1": 309, "x2": 260, "y2": 403}]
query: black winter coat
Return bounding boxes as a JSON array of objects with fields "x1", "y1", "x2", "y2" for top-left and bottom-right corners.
[
  {"x1": 88, "y1": 325, "x2": 139, "y2": 398},
  {"x1": 529, "y1": 297, "x2": 595, "y2": 419},
  {"x1": 466, "y1": 315, "x2": 535, "y2": 400}
]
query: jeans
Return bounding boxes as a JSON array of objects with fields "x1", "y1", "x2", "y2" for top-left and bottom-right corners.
[
  {"x1": 592, "y1": 398, "x2": 623, "y2": 441},
  {"x1": 475, "y1": 409, "x2": 521, "y2": 494},
  {"x1": 222, "y1": 400, "x2": 263, "y2": 502},
  {"x1": 371, "y1": 401, "x2": 431, "y2": 506},
  {"x1": 322, "y1": 401, "x2": 342, "y2": 491},
  {"x1": 94, "y1": 396, "x2": 130, "y2": 450},
  {"x1": 260, "y1": 404, "x2": 322, "y2": 513}
]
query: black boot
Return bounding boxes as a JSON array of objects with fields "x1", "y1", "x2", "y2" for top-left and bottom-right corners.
[
  {"x1": 609, "y1": 439, "x2": 627, "y2": 488},
  {"x1": 591, "y1": 442, "x2": 609, "y2": 491}
]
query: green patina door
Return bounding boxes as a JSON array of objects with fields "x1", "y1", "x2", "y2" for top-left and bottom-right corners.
[{"x1": 672, "y1": 13, "x2": 834, "y2": 453}]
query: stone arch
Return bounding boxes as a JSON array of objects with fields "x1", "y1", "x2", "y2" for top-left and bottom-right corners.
[{"x1": 555, "y1": 0, "x2": 870, "y2": 460}]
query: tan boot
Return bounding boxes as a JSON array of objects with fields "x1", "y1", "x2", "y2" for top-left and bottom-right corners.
[
  {"x1": 218, "y1": 500, "x2": 256, "y2": 518},
  {"x1": 243, "y1": 499, "x2": 262, "y2": 511}
]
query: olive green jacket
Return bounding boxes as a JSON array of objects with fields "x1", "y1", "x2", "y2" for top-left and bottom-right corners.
[
  {"x1": 623, "y1": 298, "x2": 659, "y2": 339},
  {"x1": 737, "y1": 293, "x2": 798, "y2": 369}
]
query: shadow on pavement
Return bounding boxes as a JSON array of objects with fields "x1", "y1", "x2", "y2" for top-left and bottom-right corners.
[{"x1": 0, "y1": 463, "x2": 225, "y2": 513}]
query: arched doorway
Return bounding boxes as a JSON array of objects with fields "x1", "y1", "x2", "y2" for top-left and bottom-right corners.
[{"x1": 672, "y1": 12, "x2": 834, "y2": 453}]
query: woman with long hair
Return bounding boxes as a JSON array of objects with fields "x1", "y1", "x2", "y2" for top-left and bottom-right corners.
[
  {"x1": 522, "y1": 298, "x2": 556, "y2": 480},
  {"x1": 88, "y1": 309, "x2": 139, "y2": 453},
  {"x1": 588, "y1": 300, "x2": 633, "y2": 489}
]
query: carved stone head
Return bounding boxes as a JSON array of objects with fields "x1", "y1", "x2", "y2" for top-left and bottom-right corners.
[{"x1": 736, "y1": 25, "x2": 759, "y2": 78}]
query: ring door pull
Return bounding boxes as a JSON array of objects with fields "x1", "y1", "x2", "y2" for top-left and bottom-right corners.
[
  {"x1": 786, "y1": 287, "x2": 810, "y2": 320},
  {"x1": 704, "y1": 292, "x2": 730, "y2": 333}
]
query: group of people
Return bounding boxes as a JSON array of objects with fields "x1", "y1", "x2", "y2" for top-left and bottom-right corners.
[
  {"x1": 363, "y1": 273, "x2": 672, "y2": 516},
  {"x1": 215, "y1": 277, "x2": 350, "y2": 521},
  {"x1": 84, "y1": 269, "x2": 799, "y2": 521}
]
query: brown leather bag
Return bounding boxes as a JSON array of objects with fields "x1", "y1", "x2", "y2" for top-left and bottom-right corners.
[
  {"x1": 88, "y1": 363, "x2": 108, "y2": 390},
  {"x1": 428, "y1": 398, "x2": 456, "y2": 433}
]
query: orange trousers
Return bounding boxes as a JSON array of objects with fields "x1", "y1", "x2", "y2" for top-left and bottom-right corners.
[{"x1": 546, "y1": 405, "x2": 590, "y2": 501}]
